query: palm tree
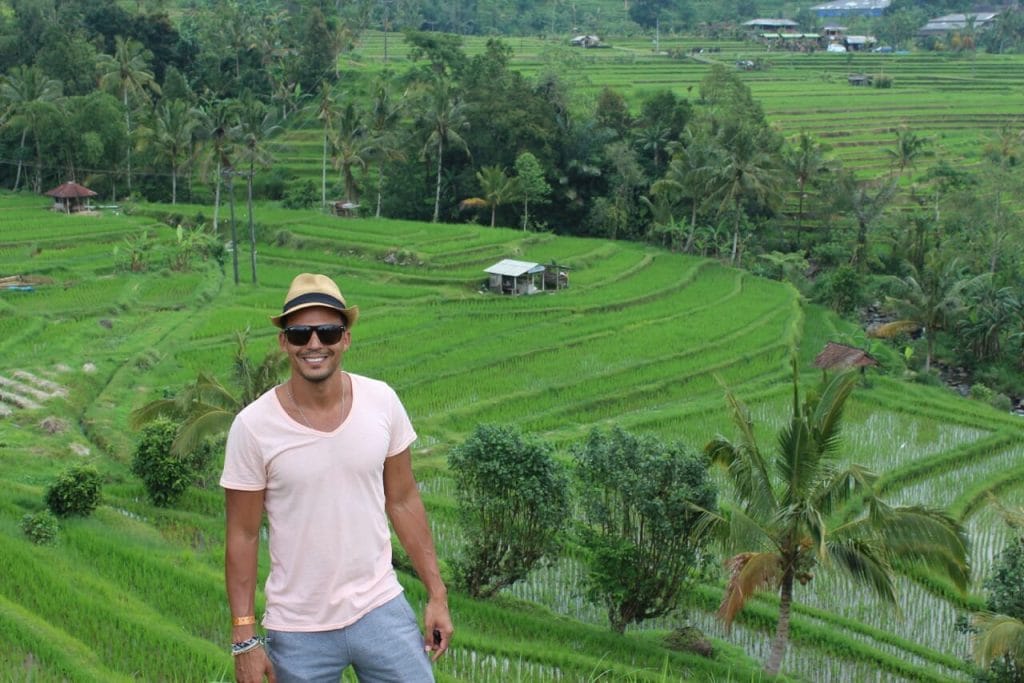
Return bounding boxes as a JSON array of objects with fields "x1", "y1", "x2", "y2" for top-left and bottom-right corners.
[
  {"x1": 97, "y1": 36, "x2": 161, "y2": 197},
  {"x1": 194, "y1": 97, "x2": 240, "y2": 235},
  {"x1": 312, "y1": 84, "x2": 336, "y2": 211},
  {"x1": 973, "y1": 613, "x2": 1024, "y2": 674},
  {"x1": 652, "y1": 129, "x2": 713, "y2": 254},
  {"x1": 417, "y1": 76, "x2": 470, "y2": 223},
  {"x1": 702, "y1": 124, "x2": 782, "y2": 265},
  {"x1": 462, "y1": 165, "x2": 519, "y2": 227},
  {"x1": 236, "y1": 99, "x2": 281, "y2": 284},
  {"x1": 783, "y1": 132, "x2": 833, "y2": 249},
  {"x1": 882, "y1": 256, "x2": 984, "y2": 373},
  {"x1": 886, "y1": 126, "x2": 928, "y2": 178},
  {"x1": 330, "y1": 102, "x2": 371, "y2": 206},
  {"x1": 366, "y1": 75, "x2": 406, "y2": 218},
  {"x1": 704, "y1": 363, "x2": 969, "y2": 675},
  {"x1": 147, "y1": 99, "x2": 199, "y2": 204},
  {"x1": 0, "y1": 66, "x2": 63, "y2": 192},
  {"x1": 129, "y1": 329, "x2": 285, "y2": 455}
]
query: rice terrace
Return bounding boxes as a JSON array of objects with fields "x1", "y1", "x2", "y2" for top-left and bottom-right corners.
[{"x1": 4, "y1": 4, "x2": 1024, "y2": 682}]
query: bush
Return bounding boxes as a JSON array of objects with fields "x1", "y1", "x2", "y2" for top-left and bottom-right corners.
[
  {"x1": 573, "y1": 427, "x2": 717, "y2": 634},
  {"x1": 45, "y1": 464, "x2": 103, "y2": 517},
  {"x1": 448, "y1": 424, "x2": 569, "y2": 598},
  {"x1": 132, "y1": 418, "x2": 216, "y2": 507},
  {"x1": 20, "y1": 510, "x2": 59, "y2": 545},
  {"x1": 282, "y1": 179, "x2": 319, "y2": 209}
]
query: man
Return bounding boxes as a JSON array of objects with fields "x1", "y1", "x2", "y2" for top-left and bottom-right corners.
[{"x1": 221, "y1": 273, "x2": 452, "y2": 683}]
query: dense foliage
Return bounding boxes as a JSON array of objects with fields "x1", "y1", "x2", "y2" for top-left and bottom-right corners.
[
  {"x1": 573, "y1": 426, "x2": 717, "y2": 634},
  {"x1": 131, "y1": 417, "x2": 216, "y2": 507},
  {"x1": 447, "y1": 424, "x2": 569, "y2": 598},
  {"x1": 44, "y1": 463, "x2": 102, "y2": 518}
]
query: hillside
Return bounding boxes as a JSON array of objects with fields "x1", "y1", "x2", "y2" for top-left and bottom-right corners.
[{"x1": 1, "y1": 192, "x2": 1021, "y2": 680}]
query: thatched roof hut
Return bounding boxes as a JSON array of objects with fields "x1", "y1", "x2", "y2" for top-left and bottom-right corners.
[
  {"x1": 813, "y1": 341, "x2": 879, "y2": 374},
  {"x1": 44, "y1": 181, "x2": 97, "y2": 213}
]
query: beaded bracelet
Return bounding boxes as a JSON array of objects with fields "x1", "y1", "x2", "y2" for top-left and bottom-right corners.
[{"x1": 231, "y1": 636, "x2": 263, "y2": 657}]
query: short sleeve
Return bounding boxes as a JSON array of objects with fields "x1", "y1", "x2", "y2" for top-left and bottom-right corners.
[
  {"x1": 386, "y1": 385, "x2": 417, "y2": 458},
  {"x1": 220, "y1": 415, "x2": 267, "y2": 491}
]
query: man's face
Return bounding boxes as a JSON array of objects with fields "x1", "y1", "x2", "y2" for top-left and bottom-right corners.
[{"x1": 278, "y1": 306, "x2": 351, "y2": 384}]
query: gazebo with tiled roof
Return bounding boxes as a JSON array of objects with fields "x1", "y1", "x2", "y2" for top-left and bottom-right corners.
[{"x1": 44, "y1": 181, "x2": 97, "y2": 213}]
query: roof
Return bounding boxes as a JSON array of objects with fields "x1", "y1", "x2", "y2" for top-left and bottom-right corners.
[
  {"x1": 920, "y1": 12, "x2": 999, "y2": 33},
  {"x1": 484, "y1": 259, "x2": 545, "y2": 277},
  {"x1": 813, "y1": 342, "x2": 879, "y2": 370},
  {"x1": 743, "y1": 18, "x2": 799, "y2": 27},
  {"x1": 44, "y1": 181, "x2": 97, "y2": 199},
  {"x1": 812, "y1": 0, "x2": 890, "y2": 10}
]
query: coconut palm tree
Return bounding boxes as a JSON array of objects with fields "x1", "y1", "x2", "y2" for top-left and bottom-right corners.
[
  {"x1": 97, "y1": 36, "x2": 161, "y2": 196},
  {"x1": 886, "y1": 126, "x2": 929, "y2": 178},
  {"x1": 783, "y1": 132, "x2": 834, "y2": 249},
  {"x1": 236, "y1": 98, "x2": 281, "y2": 284},
  {"x1": 129, "y1": 328, "x2": 285, "y2": 455},
  {"x1": 882, "y1": 255, "x2": 985, "y2": 373},
  {"x1": 147, "y1": 99, "x2": 199, "y2": 204},
  {"x1": 652, "y1": 129, "x2": 714, "y2": 254},
  {"x1": 702, "y1": 123, "x2": 782, "y2": 265},
  {"x1": 461, "y1": 165, "x2": 519, "y2": 227},
  {"x1": 312, "y1": 83, "x2": 336, "y2": 211},
  {"x1": 703, "y1": 363, "x2": 969, "y2": 675},
  {"x1": 973, "y1": 613, "x2": 1024, "y2": 674},
  {"x1": 194, "y1": 97, "x2": 240, "y2": 235},
  {"x1": 0, "y1": 65, "x2": 63, "y2": 192},
  {"x1": 366, "y1": 76, "x2": 406, "y2": 218},
  {"x1": 416, "y1": 75, "x2": 470, "y2": 223},
  {"x1": 330, "y1": 102, "x2": 371, "y2": 206}
]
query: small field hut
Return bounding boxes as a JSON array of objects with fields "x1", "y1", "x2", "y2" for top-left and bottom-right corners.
[
  {"x1": 44, "y1": 181, "x2": 97, "y2": 213},
  {"x1": 813, "y1": 341, "x2": 879, "y2": 377},
  {"x1": 484, "y1": 259, "x2": 547, "y2": 296}
]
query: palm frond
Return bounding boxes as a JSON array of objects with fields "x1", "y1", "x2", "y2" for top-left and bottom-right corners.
[
  {"x1": 973, "y1": 612, "x2": 1024, "y2": 669},
  {"x1": 809, "y1": 370, "x2": 858, "y2": 453},
  {"x1": 825, "y1": 536, "x2": 897, "y2": 604},
  {"x1": 128, "y1": 398, "x2": 182, "y2": 428},
  {"x1": 718, "y1": 551, "x2": 782, "y2": 628},
  {"x1": 811, "y1": 463, "x2": 878, "y2": 517},
  {"x1": 883, "y1": 505, "x2": 971, "y2": 591},
  {"x1": 172, "y1": 407, "x2": 234, "y2": 455}
]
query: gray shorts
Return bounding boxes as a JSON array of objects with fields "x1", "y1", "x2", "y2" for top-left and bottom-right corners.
[{"x1": 266, "y1": 594, "x2": 434, "y2": 683}]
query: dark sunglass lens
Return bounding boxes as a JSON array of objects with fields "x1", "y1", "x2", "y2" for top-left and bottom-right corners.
[
  {"x1": 285, "y1": 326, "x2": 314, "y2": 345},
  {"x1": 315, "y1": 325, "x2": 345, "y2": 345}
]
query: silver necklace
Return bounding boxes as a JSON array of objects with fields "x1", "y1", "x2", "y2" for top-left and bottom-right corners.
[{"x1": 287, "y1": 378, "x2": 344, "y2": 429}]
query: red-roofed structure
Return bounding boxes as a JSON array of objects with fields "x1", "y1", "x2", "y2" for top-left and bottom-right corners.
[{"x1": 44, "y1": 181, "x2": 97, "y2": 213}]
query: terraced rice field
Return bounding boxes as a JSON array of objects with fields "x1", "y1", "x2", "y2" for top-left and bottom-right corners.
[{"x1": 1, "y1": 151, "x2": 1023, "y2": 679}]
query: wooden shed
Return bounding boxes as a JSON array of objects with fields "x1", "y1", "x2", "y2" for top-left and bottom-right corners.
[{"x1": 44, "y1": 181, "x2": 97, "y2": 213}]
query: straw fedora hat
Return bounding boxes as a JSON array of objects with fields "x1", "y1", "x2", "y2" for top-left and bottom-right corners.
[{"x1": 270, "y1": 273, "x2": 359, "y2": 328}]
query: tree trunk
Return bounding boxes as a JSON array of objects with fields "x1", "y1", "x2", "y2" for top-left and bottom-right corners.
[
  {"x1": 433, "y1": 138, "x2": 444, "y2": 223},
  {"x1": 124, "y1": 90, "x2": 133, "y2": 195},
  {"x1": 213, "y1": 161, "x2": 222, "y2": 235},
  {"x1": 247, "y1": 161, "x2": 257, "y2": 284},
  {"x1": 13, "y1": 128, "x2": 27, "y2": 191},
  {"x1": 765, "y1": 568, "x2": 795, "y2": 675},
  {"x1": 322, "y1": 132, "x2": 328, "y2": 211},
  {"x1": 731, "y1": 210, "x2": 740, "y2": 265},
  {"x1": 227, "y1": 176, "x2": 239, "y2": 285}
]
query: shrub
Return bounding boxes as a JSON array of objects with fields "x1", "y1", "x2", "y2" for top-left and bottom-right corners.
[
  {"x1": 448, "y1": 424, "x2": 569, "y2": 598},
  {"x1": 132, "y1": 418, "x2": 216, "y2": 507},
  {"x1": 282, "y1": 179, "x2": 319, "y2": 209},
  {"x1": 20, "y1": 510, "x2": 59, "y2": 545},
  {"x1": 573, "y1": 427, "x2": 717, "y2": 634},
  {"x1": 45, "y1": 464, "x2": 103, "y2": 517}
]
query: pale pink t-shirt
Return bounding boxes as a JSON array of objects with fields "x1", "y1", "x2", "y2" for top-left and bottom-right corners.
[{"x1": 220, "y1": 372, "x2": 417, "y2": 632}]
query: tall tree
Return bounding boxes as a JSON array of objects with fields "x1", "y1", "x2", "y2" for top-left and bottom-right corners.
[
  {"x1": 783, "y1": 132, "x2": 833, "y2": 249},
  {"x1": 462, "y1": 165, "x2": 518, "y2": 228},
  {"x1": 237, "y1": 98, "x2": 280, "y2": 284},
  {"x1": 704, "y1": 364, "x2": 969, "y2": 675},
  {"x1": 416, "y1": 75, "x2": 470, "y2": 223},
  {"x1": 330, "y1": 102, "x2": 371, "y2": 206},
  {"x1": 886, "y1": 126, "x2": 929, "y2": 177},
  {"x1": 195, "y1": 97, "x2": 239, "y2": 236},
  {"x1": 514, "y1": 152, "x2": 550, "y2": 232},
  {"x1": 0, "y1": 65, "x2": 62, "y2": 191},
  {"x1": 702, "y1": 123, "x2": 782, "y2": 265},
  {"x1": 146, "y1": 99, "x2": 199, "y2": 204},
  {"x1": 96, "y1": 36, "x2": 161, "y2": 197},
  {"x1": 366, "y1": 74, "x2": 405, "y2": 218}
]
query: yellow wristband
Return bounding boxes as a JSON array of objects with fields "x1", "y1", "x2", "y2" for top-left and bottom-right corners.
[{"x1": 232, "y1": 615, "x2": 257, "y2": 626}]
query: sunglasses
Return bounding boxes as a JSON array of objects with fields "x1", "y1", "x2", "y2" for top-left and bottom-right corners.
[{"x1": 283, "y1": 324, "x2": 346, "y2": 346}]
